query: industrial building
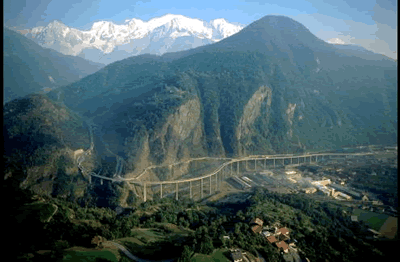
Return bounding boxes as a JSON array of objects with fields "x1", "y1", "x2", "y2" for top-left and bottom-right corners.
[
  {"x1": 303, "y1": 187, "x2": 317, "y2": 194},
  {"x1": 329, "y1": 183, "x2": 361, "y2": 199}
]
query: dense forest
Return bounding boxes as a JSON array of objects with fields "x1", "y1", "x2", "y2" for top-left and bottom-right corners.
[{"x1": 7, "y1": 164, "x2": 397, "y2": 262}]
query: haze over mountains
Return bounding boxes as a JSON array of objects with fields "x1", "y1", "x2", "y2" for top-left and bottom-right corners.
[
  {"x1": 4, "y1": 15, "x2": 397, "y2": 206},
  {"x1": 3, "y1": 28, "x2": 104, "y2": 104},
  {"x1": 17, "y1": 14, "x2": 244, "y2": 65}
]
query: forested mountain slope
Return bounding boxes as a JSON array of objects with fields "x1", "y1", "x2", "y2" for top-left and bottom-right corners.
[{"x1": 3, "y1": 28, "x2": 104, "y2": 104}]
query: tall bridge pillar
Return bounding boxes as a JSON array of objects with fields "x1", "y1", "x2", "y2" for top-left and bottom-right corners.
[
  {"x1": 201, "y1": 178, "x2": 203, "y2": 198},
  {"x1": 160, "y1": 183, "x2": 163, "y2": 199},
  {"x1": 100, "y1": 179, "x2": 103, "y2": 185},
  {"x1": 176, "y1": 183, "x2": 179, "y2": 201},
  {"x1": 246, "y1": 160, "x2": 248, "y2": 170},
  {"x1": 216, "y1": 173, "x2": 218, "y2": 191},
  {"x1": 190, "y1": 181, "x2": 192, "y2": 199},
  {"x1": 255, "y1": 159, "x2": 257, "y2": 171},
  {"x1": 231, "y1": 162, "x2": 233, "y2": 176},
  {"x1": 237, "y1": 161, "x2": 239, "y2": 175},
  {"x1": 143, "y1": 183, "x2": 147, "y2": 202},
  {"x1": 209, "y1": 176, "x2": 212, "y2": 195},
  {"x1": 264, "y1": 158, "x2": 266, "y2": 169}
]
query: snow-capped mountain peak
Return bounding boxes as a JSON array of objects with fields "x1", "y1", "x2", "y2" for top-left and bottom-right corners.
[{"x1": 20, "y1": 14, "x2": 245, "y2": 64}]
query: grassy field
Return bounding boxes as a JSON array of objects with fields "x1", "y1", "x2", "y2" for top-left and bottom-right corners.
[
  {"x1": 113, "y1": 224, "x2": 191, "y2": 260},
  {"x1": 352, "y1": 209, "x2": 390, "y2": 231},
  {"x1": 62, "y1": 248, "x2": 119, "y2": 262},
  {"x1": 191, "y1": 249, "x2": 231, "y2": 262}
]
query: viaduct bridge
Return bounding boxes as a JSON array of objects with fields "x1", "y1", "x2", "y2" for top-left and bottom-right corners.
[
  {"x1": 76, "y1": 118, "x2": 375, "y2": 202},
  {"x1": 80, "y1": 152, "x2": 374, "y2": 202}
]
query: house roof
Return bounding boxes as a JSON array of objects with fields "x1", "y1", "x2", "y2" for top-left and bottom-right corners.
[
  {"x1": 267, "y1": 235, "x2": 278, "y2": 243},
  {"x1": 276, "y1": 241, "x2": 289, "y2": 250},
  {"x1": 250, "y1": 217, "x2": 264, "y2": 226},
  {"x1": 277, "y1": 227, "x2": 290, "y2": 235},
  {"x1": 251, "y1": 225, "x2": 262, "y2": 234}
]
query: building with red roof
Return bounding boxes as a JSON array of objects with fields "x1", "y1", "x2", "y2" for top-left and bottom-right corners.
[
  {"x1": 275, "y1": 241, "x2": 289, "y2": 253},
  {"x1": 251, "y1": 225, "x2": 263, "y2": 234},
  {"x1": 267, "y1": 235, "x2": 278, "y2": 244},
  {"x1": 276, "y1": 227, "x2": 290, "y2": 236}
]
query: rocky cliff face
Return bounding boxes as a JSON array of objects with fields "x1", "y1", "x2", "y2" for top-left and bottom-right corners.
[
  {"x1": 122, "y1": 97, "x2": 204, "y2": 180},
  {"x1": 236, "y1": 85, "x2": 273, "y2": 155}
]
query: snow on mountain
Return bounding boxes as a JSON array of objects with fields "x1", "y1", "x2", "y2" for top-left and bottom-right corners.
[
  {"x1": 20, "y1": 14, "x2": 244, "y2": 64},
  {"x1": 326, "y1": 38, "x2": 346, "y2": 45}
]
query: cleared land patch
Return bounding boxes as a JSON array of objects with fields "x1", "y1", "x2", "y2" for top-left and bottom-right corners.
[
  {"x1": 352, "y1": 209, "x2": 389, "y2": 231},
  {"x1": 379, "y1": 216, "x2": 398, "y2": 239},
  {"x1": 62, "y1": 248, "x2": 118, "y2": 262}
]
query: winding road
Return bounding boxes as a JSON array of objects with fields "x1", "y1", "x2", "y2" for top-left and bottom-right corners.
[{"x1": 75, "y1": 117, "x2": 376, "y2": 200}]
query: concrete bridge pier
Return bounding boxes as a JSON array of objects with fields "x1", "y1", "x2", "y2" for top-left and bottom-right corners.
[
  {"x1": 88, "y1": 176, "x2": 91, "y2": 184},
  {"x1": 255, "y1": 159, "x2": 257, "y2": 171},
  {"x1": 144, "y1": 183, "x2": 147, "y2": 202},
  {"x1": 264, "y1": 158, "x2": 266, "y2": 169},
  {"x1": 231, "y1": 162, "x2": 233, "y2": 176},
  {"x1": 190, "y1": 181, "x2": 192, "y2": 199},
  {"x1": 160, "y1": 183, "x2": 163, "y2": 199},
  {"x1": 201, "y1": 178, "x2": 203, "y2": 198},
  {"x1": 216, "y1": 173, "x2": 218, "y2": 191},
  {"x1": 176, "y1": 183, "x2": 179, "y2": 201},
  {"x1": 209, "y1": 176, "x2": 212, "y2": 195},
  {"x1": 246, "y1": 160, "x2": 248, "y2": 170},
  {"x1": 237, "y1": 161, "x2": 239, "y2": 175},
  {"x1": 100, "y1": 179, "x2": 103, "y2": 185}
]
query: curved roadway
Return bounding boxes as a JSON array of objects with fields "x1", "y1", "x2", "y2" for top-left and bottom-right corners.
[
  {"x1": 88, "y1": 152, "x2": 375, "y2": 185},
  {"x1": 76, "y1": 117, "x2": 376, "y2": 191}
]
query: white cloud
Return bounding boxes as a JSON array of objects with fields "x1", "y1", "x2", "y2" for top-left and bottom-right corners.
[{"x1": 291, "y1": 13, "x2": 397, "y2": 59}]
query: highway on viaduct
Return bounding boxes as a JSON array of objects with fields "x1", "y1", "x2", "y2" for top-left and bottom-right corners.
[{"x1": 76, "y1": 118, "x2": 376, "y2": 202}]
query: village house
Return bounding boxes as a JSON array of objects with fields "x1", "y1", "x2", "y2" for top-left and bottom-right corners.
[
  {"x1": 275, "y1": 241, "x2": 289, "y2": 253},
  {"x1": 251, "y1": 224, "x2": 263, "y2": 234},
  {"x1": 276, "y1": 227, "x2": 290, "y2": 237},
  {"x1": 267, "y1": 235, "x2": 278, "y2": 244},
  {"x1": 250, "y1": 217, "x2": 264, "y2": 226}
]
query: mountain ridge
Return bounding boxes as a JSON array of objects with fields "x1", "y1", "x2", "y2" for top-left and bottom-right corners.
[
  {"x1": 3, "y1": 27, "x2": 104, "y2": 104},
  {"x1": 16, "y1": 14, "x2": 244, "y2": 64}
]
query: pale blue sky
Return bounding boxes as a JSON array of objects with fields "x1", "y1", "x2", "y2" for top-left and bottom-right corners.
[{"x1": 4, "y1": 0, "x2": 397, "y2": 58}]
